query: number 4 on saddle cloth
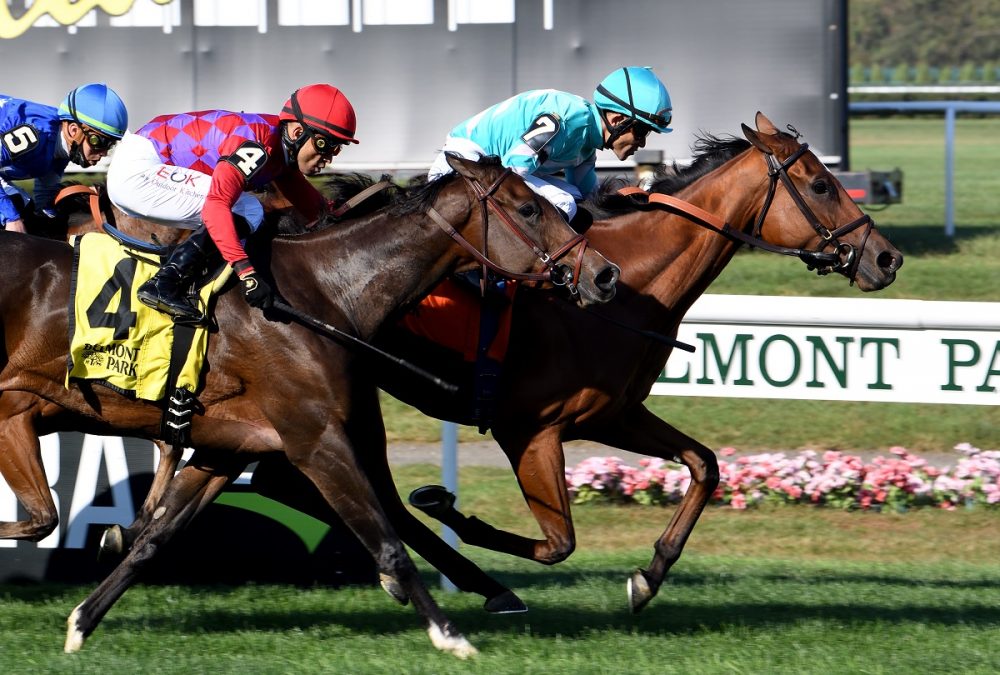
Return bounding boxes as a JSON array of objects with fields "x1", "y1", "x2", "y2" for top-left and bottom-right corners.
[
  {"x1": 66, "y1": 232, "x2": 230, "y2": 443},
  {"x1": 398, "y1": 272, "x2": 517, "y2": 433}
]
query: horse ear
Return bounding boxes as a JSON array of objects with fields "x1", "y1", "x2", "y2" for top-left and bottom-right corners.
[
  {"x1": 754, "y1": 111, "x2": 779, "y2": 135},
  {"x1": 742, "y1": 123, "x2": 773, "y2": 156},
  {"x1": 444, "y1": 151, "x2": 479, "y2": 180}
]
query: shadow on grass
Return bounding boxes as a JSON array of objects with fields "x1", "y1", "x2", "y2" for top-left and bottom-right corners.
[
  {"x1": 876, "y1": 223, "x2": 1000, "y2": 255},
  {"x1": 80, "y1": 589, "x2": 999, "y2": 640}
]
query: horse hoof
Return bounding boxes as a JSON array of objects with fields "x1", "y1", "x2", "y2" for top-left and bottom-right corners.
[
  {"x1": 379, "y1": 572, "x2": 409, "y2": 606},
  {"x1": 98, "y1": 524, "x2": 125, "y2": 560},
  {"x1": 428, "y1": 622, "x2": 478, "y2": 659},
  {"x1": 408, "y1": 485, "x2": 457, "y2": 519},
  {"x1": 484, "y1": 590, "x2": 528, "y2": 614},
  {"x1": 65, "y1": 605, "x2": 86, "y2": 653},
  {"x1": 627, "y1": 568, "x2": 656, "y2": 614}
]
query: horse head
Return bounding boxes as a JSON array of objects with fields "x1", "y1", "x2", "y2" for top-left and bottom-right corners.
[
  {"x1": 741, "y1": 111, "x2": 903, "y2": 291},
  {"x1": 436, "y1": 153, "x2": 619, "y2": 305}
]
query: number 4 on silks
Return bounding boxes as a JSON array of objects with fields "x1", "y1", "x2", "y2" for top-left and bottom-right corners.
[
  {"x1": 86, "y1": 257, "x2": 139, "y2": 340},
  {"x1": 225, "y1": 141, "x2": 267, "y2": 179}
]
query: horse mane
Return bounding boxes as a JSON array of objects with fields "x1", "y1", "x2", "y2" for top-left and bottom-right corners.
[
  {"x1": 314, "y1": 155, "x2": 504, "y2": 228},
  {"x1": 588, "y1": 134, "x2": 752, "y2": 217},
  {"x1": 389, "y1": 155, "x2": 505, "y2": 217}
]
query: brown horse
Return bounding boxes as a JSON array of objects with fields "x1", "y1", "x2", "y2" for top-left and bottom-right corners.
[
  {"x1": 0, "y1": 154, "x2": 619, "y2": 657},
  {"x1": 248, "y1": 112, "x2": 905, "y2": 613},
  {"x1": 79, "y1": 114, "x2": 904, "y2": 621}
]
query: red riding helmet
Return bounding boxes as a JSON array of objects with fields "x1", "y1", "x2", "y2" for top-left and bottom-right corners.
[{"x1": 279, "y1": 83, "x2": 359, "y2": 145}]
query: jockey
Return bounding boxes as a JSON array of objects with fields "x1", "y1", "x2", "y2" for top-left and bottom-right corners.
[
  {"x1": 428, "y1": 66, "x2": 672, "y2": 224},
  {"x1": 0, "y1": 83, "x2": 128, "y2": 233},
  {"x1": 107, "y1": 84, "x2": 358, "y2": 321}
]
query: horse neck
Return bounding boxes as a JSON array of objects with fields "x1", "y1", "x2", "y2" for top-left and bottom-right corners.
[
  {"x1": 595, "y1": 149, "x2": 765, "y2": 327},
  {"x1": 272, "y1": 193, "x2": 469, "y2": 340}
]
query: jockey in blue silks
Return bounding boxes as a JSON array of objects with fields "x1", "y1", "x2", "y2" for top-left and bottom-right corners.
[
  {"x1": 0, "y1": 83, "x2": 128, "y2": 233},
  {"x1": 428, "y1": 66, "x2": 672, "y2": 225}
]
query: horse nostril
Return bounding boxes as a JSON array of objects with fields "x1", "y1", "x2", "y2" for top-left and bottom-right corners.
[
  {"x1": 877, "y1": 250, "x2": 903, "y2": 272},
  {"x1": 596, "y1": 264, "x2": 620, "y2": 292}
]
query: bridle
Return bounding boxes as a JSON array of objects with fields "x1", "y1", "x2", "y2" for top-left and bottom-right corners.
[
  {"x1": 620, "y1": 140, "x2": 874, "y2": 283},
  {"x1": 427, "y1": 167, "x2": 589, "y2": 296},
  {"x1": 752, "y1": 142, "x2": 873, "y2": 280}
]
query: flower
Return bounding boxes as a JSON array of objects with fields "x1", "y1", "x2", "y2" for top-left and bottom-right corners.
[{"x1": 565, "y1": 444, "x2": 999, "y2": 511}]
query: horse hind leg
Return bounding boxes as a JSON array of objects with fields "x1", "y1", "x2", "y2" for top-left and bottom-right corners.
[
  {"x1": 66, "y1": 457, "x2": 238, "y2": 653},
  {"x1": 0, "y1": 399, "x2": 59, "y2": 541},
  {"x1": 99, "y1": 440, "x2": 183, "y2": 559}
]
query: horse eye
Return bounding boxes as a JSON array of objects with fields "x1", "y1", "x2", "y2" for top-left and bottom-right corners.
[
  {"x1": 518, "y1": 202, "x2": 539, "y2": 219},
  {"x1": 812, "y1": 180, "x2": 829, "y2": 195}
]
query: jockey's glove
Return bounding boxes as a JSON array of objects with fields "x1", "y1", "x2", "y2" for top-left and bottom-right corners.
[{"x1": 233, "y1": 260, "x2": 276, "y2": 310}]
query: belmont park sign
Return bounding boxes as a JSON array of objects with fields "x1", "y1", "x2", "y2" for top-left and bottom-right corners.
[{"x1": 654, "y1": 295, "x2": 1000, "y2": 406}]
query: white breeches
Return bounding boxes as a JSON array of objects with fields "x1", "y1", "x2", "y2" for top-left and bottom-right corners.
[
  {"x1": 106, "y1": 132, "x2": 263, "y2": 231},
  {"x1": 428, "y1": 137, "x2": 579, "y2": 221}
]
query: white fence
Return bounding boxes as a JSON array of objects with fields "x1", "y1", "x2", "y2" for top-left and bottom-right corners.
[{"x1": 653, "y1": 295, "x2": 1000, "y2": 406}]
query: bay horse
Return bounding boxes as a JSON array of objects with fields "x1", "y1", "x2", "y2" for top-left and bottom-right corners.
[
  {"x1": 0, "y1": 154, "x2": 620, "y2": 657},
  {"x1": 79, "y1": 114, "x2": 904, "y2": 621},
  {"x1": 244, "y1": 111, "x2": 905, "y2": 613}
]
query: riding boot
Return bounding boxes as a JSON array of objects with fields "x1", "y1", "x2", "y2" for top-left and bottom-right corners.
[{"x1": 136, "y1": 226, "x2": 218, "y2": 321}]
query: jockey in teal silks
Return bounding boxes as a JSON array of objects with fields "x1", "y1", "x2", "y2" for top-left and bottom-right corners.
[{"x1": 428, "y1": 66, "x2": 672, "y2": 227}]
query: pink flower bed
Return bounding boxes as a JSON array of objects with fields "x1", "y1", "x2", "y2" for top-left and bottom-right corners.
[{"x1": 565, "y1": 443, "x2": 1000, "y2": 511}]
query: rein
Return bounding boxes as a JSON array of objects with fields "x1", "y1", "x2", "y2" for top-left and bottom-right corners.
[
  {"x1": 329, "y1": 180, "x2": 394, "y2": 218},
  {"x1": 426, "y1": 168, "x2": 589, "y2": 296},
  {"x1": 619, "y1": 142, "x2": 874, "y2": 282},
  {"x1": 54, "y1": 184, "x2": 103, "y2": 228}
]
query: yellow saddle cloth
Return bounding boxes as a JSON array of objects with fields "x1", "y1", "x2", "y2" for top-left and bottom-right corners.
[{"x1": 66, "y1": 232, "x2": 230, "y2": 401}]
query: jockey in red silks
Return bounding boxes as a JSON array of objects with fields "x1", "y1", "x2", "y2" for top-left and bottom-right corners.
[
  {"x1": 0, "y1": 83, "x2": 127, "y2": 233},
  {"x1": 107, "y1": 84, "x2": 358, "y2": 321}
]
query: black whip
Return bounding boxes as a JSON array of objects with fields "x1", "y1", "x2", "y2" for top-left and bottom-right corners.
[{"x1": 273, "y1": 300, "x2": 459, "y2": 393}]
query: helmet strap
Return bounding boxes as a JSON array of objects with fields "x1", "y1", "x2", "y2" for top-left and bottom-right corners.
[
  {"x1": 280, "y1": 90, "x2": 313, "y2": 165},
  {"x1": 600, "y1": 110, "x2": 637, "y2": 150}
]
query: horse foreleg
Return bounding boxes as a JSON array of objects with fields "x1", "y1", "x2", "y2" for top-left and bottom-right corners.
[
  {"x1": 0, "y1": 395, "x2": 58, "y2": 541},
  {"x1": 588, "y1": 404, "x2": 719, "y2": 613},
  {"x1": 65, "y1": 458, "x2": 241, "y2": 652},
  {"x1": 358, "y1": 444, "x2": 527, "y2": 613},
  {"x1": 100, "y1": 440, "x2": 183, "y2": 559},
  {"x1": 286, "y1": 415, "x2": 476, "y2": 659},
  {"x1": 415, "y1": 426, "x2": 578, "y2": 565}
]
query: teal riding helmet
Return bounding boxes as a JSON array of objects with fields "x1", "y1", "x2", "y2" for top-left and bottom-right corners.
[
  {"x1": 57, "y1": 83, "x2": 128, "y2": 139},
  {"x1": 594, "y1": 66, "x2": 672, "y2": 134}
]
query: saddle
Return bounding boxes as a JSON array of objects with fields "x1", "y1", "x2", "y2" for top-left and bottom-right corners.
[{"x1": 66, "y1": 231, "x2": 230, "y2": 444}]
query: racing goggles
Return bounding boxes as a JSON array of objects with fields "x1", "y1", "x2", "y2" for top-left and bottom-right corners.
[
  {"x1": 309, "y1": 129, "x2": 345, "y2": 158},
  {"x1": 82, "y1": 128, "x2": 118, "y2": 151}
]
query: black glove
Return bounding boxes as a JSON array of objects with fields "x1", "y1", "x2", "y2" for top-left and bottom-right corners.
[{"x1": 241, "y1": 271, "x2": 275, "y2": 309}]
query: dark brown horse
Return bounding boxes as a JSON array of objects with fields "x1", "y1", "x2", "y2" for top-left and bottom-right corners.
[
  {"x1": 252, "y1": 112, "x2": 905, "y2": 613},
  {"x1": 0, "y1": 154, "x2": 619, "y2": 657}
]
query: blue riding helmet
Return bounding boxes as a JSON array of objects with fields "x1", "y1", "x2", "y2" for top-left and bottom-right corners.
[
  {"x1": 594, "y1": 67, "x2": 672, "y2": 134},
  {"x1": 57, "y1": 83, "x2": 128, "y2": 139}
]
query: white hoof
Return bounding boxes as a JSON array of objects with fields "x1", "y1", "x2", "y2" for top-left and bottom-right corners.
[
  {"x1": 64, "y1": 605, "x2": 85, "y2": 653},
  {"x1": 428, "y1": 622, "x2": 478, "y2": 659}
]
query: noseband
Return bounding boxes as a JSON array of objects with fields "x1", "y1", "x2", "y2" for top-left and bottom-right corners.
[
  {"x1": 427, "y1": 168, "x2": 589, "y2": 296},
  {"x1": 619, "y1": 141, "x2": 874, "y2": 284}
]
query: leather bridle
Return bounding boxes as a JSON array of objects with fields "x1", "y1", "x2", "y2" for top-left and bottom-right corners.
[
  {"x1": 427, "y1": 167, "x2": 589, "y2": 296},
  {"x1": 620, "y1": 141, "x2": 874, "y2": 284}
]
